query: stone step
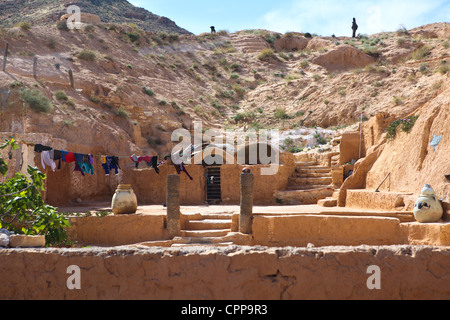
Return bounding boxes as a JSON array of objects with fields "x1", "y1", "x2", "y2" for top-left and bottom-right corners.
[
  {"x1": 184, "y1": 219, "x2": 232, "y2": 230},
  {"x1": 287, "y1": 184, "x2": 332, "y2": 190},
  {"x1": 180, "y1": 229, "x2": 231, "y2": 238},
  {"x1": 171, "y1": 242, "x2": 234, "y2": 247},
  {"x1": 288, "y1": 177, "x2": 332, "y2": 185},
  {"x1": 295, "y1": 172, "x2": 332, "y2": 178},
  {"x1": 274, "y1": 188, "x2": 334, "y2": 205},
  {"x1": 295, "y1": 166, "x2": 331, "y2": 173},
  {"x1": 183, "y1": 213, "x2": 234, "y2": 220},
  {"x1": 295, "y1": 161, "x2": 318, "y2": 167},
  {"x1": 317, "y1": 198, "x2": 338, "y2": 207}
]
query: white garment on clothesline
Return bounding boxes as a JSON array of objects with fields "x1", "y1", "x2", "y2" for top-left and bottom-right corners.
[{"x1": 41, "y1": 150, "x2": 56, "y2": 172}]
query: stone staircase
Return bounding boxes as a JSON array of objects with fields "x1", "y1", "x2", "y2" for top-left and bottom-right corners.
[
  {"x1": 172, "y1": 212, "x2": 235, "y2": 246},
  {"x1": 274, "y1": 160, "x2": 334, "y2": 205}
]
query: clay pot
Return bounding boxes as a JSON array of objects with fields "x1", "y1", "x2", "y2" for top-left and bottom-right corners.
[
  {"x1": 111, "y1": 184, "x2": 137, "y2": 215},
  {"x1": 413, "y1": 184, "x2": 443, "y2": 223}
]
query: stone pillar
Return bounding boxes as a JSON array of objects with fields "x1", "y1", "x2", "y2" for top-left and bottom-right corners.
[
  {"x1": 2, "y1": 43, "x2": 8, "y2": 72},
  {"x1": 33, "y1": 57, "x2": 37, "y2": 79},
  {"x1": 68, "y1": 69, "x2": 74, "y2": 89},
  {"x1": 331, "y1": 166, "x2": 344, "y2": 188},
  {"x1": 239, "y1": 171, "x2": 254, "y2": 234},
  {"x1": 166, "y1": 174, "x2": 181, "y2": 238}
]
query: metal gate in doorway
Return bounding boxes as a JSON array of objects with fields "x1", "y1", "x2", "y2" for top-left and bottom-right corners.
[{"x1": 205, "y1": 166, "x2": 221, "y2": 204}]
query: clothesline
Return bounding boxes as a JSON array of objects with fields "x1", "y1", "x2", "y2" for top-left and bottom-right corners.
[
  {"x1": 22, "y1": 140, "x2": 194, "y2": 181},
  {"x1": 15, "y1": 139, "x2": 171, "y2": 160}
]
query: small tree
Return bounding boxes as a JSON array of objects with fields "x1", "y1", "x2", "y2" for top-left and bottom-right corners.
[{"x1": 0, "y1": 138, "x2": 70, "y2": 246}]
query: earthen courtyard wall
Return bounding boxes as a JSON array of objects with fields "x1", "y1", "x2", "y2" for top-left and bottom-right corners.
[{"x1": 0, "y1": 245, "x2": 449, "y2": 300}]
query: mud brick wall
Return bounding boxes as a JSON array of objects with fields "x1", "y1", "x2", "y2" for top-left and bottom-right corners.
[{"x1": 0, "y1": 245, "x2": 449, "y2": 300}]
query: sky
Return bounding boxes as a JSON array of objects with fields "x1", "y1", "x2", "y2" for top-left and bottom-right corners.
[{"x1": 129, "y1": 0, "x2": 450, "y2": 36}]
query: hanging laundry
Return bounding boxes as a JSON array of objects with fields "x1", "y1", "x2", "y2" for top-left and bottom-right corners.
[
  {"x1": 174, "y1": 163, "x2": 193, "y2": 181},
  {"x1": 78, "y1": 154, "x2": 94, "y2": 176},
  {"x1": 102, "y1": 156, "x2": 120, "y2": 176},
  {"x1": 34, "y1": 144, "x2": 52, "y2": 153},
  {"x1": 74, "y1": 153, "x2": 85, "y2": 176},
  {"x1": 61, "y1": 151, "x2": 76, "y2": 163},
  {"x1": 130, "y1": 154, "x2": 160, "y2": 173},
  {"x1": 41, "y1": 150, "x2": 56, "y2": 172},
  {"x1": 50, "y1": 149, "x2": 63, "y2": 170},
  {"x1": 150, "y1": 156, "x2": 160, "y2": 174}
]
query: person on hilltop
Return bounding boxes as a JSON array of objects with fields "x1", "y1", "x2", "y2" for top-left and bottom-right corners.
[
  {"x1": 352, "y1": 18, "x2": 358, "y2": 38},
  {"x1": 210, "y1": 26, "x2": 216, "y2": 34}
]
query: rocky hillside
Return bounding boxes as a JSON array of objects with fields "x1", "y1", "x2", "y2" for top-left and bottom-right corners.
[
  {"x1": 0, "y1": 10, "x2": 449, "y2": 162},
  {"x1": 0, "y1": 0, "x2": 190, "y2": 34}
]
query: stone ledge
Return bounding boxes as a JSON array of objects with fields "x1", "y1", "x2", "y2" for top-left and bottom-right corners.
[
  {"x1": 346, "y1": 189, "x2": 413, "y2": 211},
  {"x1": 253, "y1": 214, "x2": 404, "y2": 247},
  {"x1": 9, "y1": 235, "x2": 45, "y2": 248}
]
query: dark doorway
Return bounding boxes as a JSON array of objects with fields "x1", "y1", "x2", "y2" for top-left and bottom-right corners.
[{"x1": 205, "y1": 166, "x2": 221, "y2": 204}]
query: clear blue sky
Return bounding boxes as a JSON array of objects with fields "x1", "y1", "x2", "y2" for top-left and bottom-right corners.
[{"x1": 129, "y1": 0, "x2": 450, "y2": 36}]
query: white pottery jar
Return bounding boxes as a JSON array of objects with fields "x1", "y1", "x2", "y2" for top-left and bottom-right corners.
[
  {"x1": 413, "y1": 184, "x2": 443, "y2": 223},
  {"x1": 111, "y1": 184, "x2": 138, "y2": 215}
]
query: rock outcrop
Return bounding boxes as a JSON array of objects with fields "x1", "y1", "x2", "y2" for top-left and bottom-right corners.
[{"x1": 312, "y1": 44, "x2": 375, "y2": 72}]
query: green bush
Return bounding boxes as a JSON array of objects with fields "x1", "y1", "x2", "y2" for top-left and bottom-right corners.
[
  {"x1": 128, "y1": 32, "x2": 140, "y2": 43},
  {"x1": 56, "y1": 20, "x2": 69, "y2": 31},
  {"x1": 0, "y1": 139, "x2": 70, "y2": 246},
  {"x1": 77, "y1": 49, "x2": 96, "y2": 61},
  {"x1": 258, "y1": 48, "x2": 276, "y2": 61},
  {"x1": 143, "y1": 87, "x2": 154, "y2": 96},
  {"x1": 411, "y1": 46, "x2": 431, "y2": 60},
  {"x1": 21, "y1": 88, "x2": 53, "y2": 113},
  {"x1": 55, "y1": 90, "x2": 68, "y2": 101},
  {"x1": 115, "y1": 107, "x2": 130, "y2": 118},
  {"x1": 17, "y1": 21, "x2": 31, "y2": 31},
  {"x1": 385, "y1": 116, "x2": 419, "y2": 141},
  {"x1": 274, "y1": 107, "x2": 291, "y2": 120}
]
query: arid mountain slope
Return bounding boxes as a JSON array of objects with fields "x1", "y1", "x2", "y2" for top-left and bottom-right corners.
[
  {"x1": 0, "y1": 16, "x2": 449, "y2": 161},
  {"x1": 0, "y1": 0, "x2": 190, "y2": 34}
]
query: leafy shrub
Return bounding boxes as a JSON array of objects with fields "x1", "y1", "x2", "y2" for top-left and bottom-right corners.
[
  {"x1": 258, "y1": 48, "x2": 276, "y2": 61},
  {"x1": 9, "y1": 81, "x2": 23, "y2": 89},
  {"x1": 115, "y1": 107, "x2": 130, "y2": 118},
  {"x1": 55, "y1": 90, "x2": 68, "y2": 101},
  {"x1": 89, "y1": 95, "x2": 101, "y2": 103},
  {"x1": 143, "y1": 87, "x2": 154, "y2": 96},
  {"x1": 56, "y1": 20, "x2": 69, "y2": 31},
  {"x1": 438, "y1": 61, "x2": 449, "y2": 75},
  {"x1": 0, "y1": 139, "x2": 70, "y2": 246},
  {"x1": 20, "y1": 88, "x2": 53, "y2": 113},
  {"x1": 411, "y1": 46, "x2": 431, "y2": 60},
  {"x1": 128, "y1": 32, "x2": 140, "y2": 43},
  {"x1": 77, "y1": 49, "x2": 96, "y2": 61},
  {"x1": 233, "y1": 111, "x2": 255, "y2": 122},
  {"x1": 385, "y1": 116, "x2": 419, "y2": 141},
  {"x1": 17, "y1": 21, "x2": 31, "y2": 31},
  {"x1": 274, "y1": 107, "x2": 291, "y2": 120}
]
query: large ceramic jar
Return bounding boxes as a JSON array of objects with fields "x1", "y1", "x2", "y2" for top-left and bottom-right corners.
[
  {"x1": 111, "y1": 184, "x2": 137, "y2": 215},
  {"x1": 413, "y1": 184, "x2": 443, "y2": 223}
]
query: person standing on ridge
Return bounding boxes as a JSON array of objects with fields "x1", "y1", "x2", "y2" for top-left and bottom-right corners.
[
  {"x1": 352, "y1": 18, "x2": 358, "y2": 38},
  {"x1": 210, "y1": 26, "x2": 216, "y2": 34}
]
